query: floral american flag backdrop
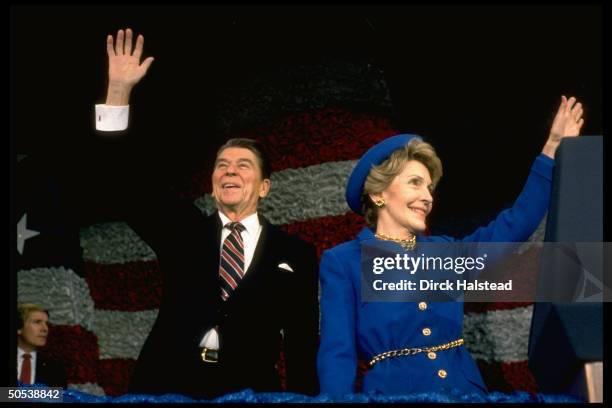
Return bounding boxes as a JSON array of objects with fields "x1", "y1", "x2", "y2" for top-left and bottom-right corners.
[{"x1": 17, "y1": 60, "x2": 541, "y2": 396}]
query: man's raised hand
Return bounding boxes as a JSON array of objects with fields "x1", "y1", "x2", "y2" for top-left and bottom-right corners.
[{"x1": 106, "y1": 28, "x2": 154, "y2": 105}]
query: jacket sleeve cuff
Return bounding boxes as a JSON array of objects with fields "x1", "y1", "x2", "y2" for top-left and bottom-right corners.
[{"x1": 531, "y1": 153, "x2": 555, "y2": 181}]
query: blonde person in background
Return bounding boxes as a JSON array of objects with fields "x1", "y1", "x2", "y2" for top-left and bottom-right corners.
[{"x1": 17, "y1": 303, "x2": 67, "y2": 388}]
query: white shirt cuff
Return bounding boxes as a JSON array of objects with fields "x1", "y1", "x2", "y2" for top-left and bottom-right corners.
[
  {"x1": 95, "y1": 104, "x2": 129, "y2": 131},
  {"x1": 199, "y1": 327, "x2": 220, "y2": 349}
]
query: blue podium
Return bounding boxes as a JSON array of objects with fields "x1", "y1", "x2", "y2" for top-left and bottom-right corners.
[{"x1": 528, "y1": 136, "x2": 603, "y2": 402}]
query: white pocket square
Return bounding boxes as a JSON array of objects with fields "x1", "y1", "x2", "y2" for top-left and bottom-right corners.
[{"x1": 278, "y1": 262, "x2": 294, "y2": 272}]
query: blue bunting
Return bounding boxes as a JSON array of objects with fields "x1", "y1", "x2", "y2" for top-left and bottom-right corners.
[
  {"x1": 16, "y1": 383, "x2": 583, "y2": 403},
  {"x1": 55, "y1": 387, "x2": 582, "y2": 403}
]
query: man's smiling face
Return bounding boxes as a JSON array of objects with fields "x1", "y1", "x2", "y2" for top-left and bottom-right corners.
[{"x1": 211, "y1": 147, "x2": 270, "y2": 220}]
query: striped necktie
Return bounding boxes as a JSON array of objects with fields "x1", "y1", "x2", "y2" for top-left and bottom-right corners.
[{"x1": 219, "y1": 222, "x2": 246, "y2": 301}]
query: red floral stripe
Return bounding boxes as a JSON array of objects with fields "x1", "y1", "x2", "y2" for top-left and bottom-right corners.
[
  {"x1": 477, "y1": 360, "x2": 539, "y2": 393},
  {"x1": 280, "y1": 212, "x2": 368, "y2": 259},
  {"x1": 42, "y1": 324, "x2": 100, "y2": 384},
  {"x1": 465, "y1": 246, "x2": 540, "y2": 313},
  {"x1": 180, "y1": 106, "x2": 398, "y2": 199},
  {"x1": 97, "y1": 358, "x2": 137, "y2": 397},
  {"x1": 82, "y1": 220, "x2": 536, "y2": 314},
  {"x1": 233, "y1": 107, "x2": 398, "y2": 172},
  {"x1": 84, "y1": 260, "x2": 163, "y2": 311}
]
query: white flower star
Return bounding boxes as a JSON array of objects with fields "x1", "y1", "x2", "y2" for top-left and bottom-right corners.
[{"x1": 17, "y1": 213, "x2": 40, "y2": 255}]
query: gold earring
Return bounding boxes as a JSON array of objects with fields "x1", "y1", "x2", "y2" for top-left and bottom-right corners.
[{"x1": 375, "y1": 198, "x2": 385, "y2": 208}]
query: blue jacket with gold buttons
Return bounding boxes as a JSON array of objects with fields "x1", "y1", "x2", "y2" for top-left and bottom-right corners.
[{"x1": 317, "y1": 154, "x2": 554, "y2": 395}]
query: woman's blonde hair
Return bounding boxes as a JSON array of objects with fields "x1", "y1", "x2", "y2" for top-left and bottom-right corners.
[{"x1": 362, "y1": 138, "x2": 443, "y2": 227}]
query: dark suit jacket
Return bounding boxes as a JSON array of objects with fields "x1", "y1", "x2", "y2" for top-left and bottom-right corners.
[
  {"x1": 125, "y1": 197, "x2": 319, "y2": 399},
  {"x1": 17, "y1": 354, "x2": 67, "y2": 388},
  {"x1": 37, "y1": 355, "x2": 68, "y2": 388}
]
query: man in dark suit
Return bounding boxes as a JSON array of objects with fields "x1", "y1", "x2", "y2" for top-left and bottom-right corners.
[
  {"x1": 17, "y1": 303, "x2": 67, "y2": 388},
  {"x1": 94, "y1": 28, "x2": 319, "y2": 399}
]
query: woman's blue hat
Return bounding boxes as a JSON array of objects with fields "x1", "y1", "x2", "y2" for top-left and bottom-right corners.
[{"x1": 345, "y1": 133, "x2": 422, "y2": 215}]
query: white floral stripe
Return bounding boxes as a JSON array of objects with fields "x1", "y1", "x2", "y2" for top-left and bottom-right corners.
[
  {"x1": 517, "y1": 216, "x2": 547, "y2": 253},
  {"x1": 80, "y1": 222, "x2": 157, "y2": 264},
  {"x1": 81, "y1": 158, "x2": 544, "y2": 265},
  {"x1": 463, "y1": 305, "x2": 533, "y2": 363},
  {"x1": 79, "y1": 161, "x2": 356, "y2": 264},
  {"x1": 67, "y1": 382, "x2": 106, "y2": 396},
  {"x1": 193, "y1": 195, "x2": 216, "y2": 217},
  {"x1": 92, "y1": 309, "x2": 158, "y2": 360},
  {"x1": 195, "y1": 160, "x2": 358, "y2": 224},
  {"x1": 17, "y1": 267, "x2": 95, "y2": 331}
]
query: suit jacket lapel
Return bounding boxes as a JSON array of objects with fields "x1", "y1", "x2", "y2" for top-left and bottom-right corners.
[
  {"x1": 211, "y1": 211, "x2": 223, "y2": 248},
  {"x1": 244, "y1": 213, "x2": 269, "y2": 277}
]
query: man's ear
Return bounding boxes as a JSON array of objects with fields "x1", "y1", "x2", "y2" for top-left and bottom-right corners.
[
  {"x1": 259, "y1": 179, "x2": 271, "y2": 199},
  {"x1": 17, "y1": 329, "x2": 22, "y2": 336}
]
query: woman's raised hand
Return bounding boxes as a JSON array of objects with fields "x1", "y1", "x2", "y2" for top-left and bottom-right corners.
[{"x1": 542, "y1": 95, "x2": 584, "y2": 158}]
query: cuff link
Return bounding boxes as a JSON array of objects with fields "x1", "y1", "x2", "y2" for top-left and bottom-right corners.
[{"x1": 201, "y1": 347, "x2": 219, "y2": 363}]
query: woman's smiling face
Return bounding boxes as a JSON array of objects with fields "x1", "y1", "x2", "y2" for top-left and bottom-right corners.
[{"x1": 373, "y1": 159, "x2": 434, "y2": 235}]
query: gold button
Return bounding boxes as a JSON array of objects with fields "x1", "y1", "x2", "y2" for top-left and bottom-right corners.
[
  {"x1": 438, "y1": 369, "x2": 447, "y2": 378},
  {"x1": 422, "y1": 327, "x2": 431, "y2": 336},
  {"x1": 427, "y1": 351, "x2": 437, "y2": 360},
  {"x1": 418, "y1": 302, "x2": 428, "y2": 311}
]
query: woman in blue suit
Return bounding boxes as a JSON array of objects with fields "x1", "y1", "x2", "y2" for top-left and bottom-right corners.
[{"x1": 317, "y1": 96, "x2": 585, "y2": 396}]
